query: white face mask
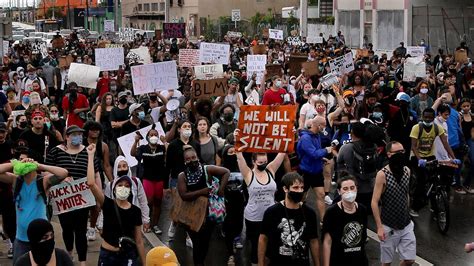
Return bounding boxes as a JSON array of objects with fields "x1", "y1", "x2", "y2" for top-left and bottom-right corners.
[
  {"x1": 342, "y1": 191, "x2": 357, "y2": 203},
  {"x1": 420, "y1": 88, "x2": 429, "y2": 94},
  {"x1": 50, "y1": 113, "x2": 59, "y2": 120},
  {"x1": 181, "y1": 129, "x2": 192, "y2": 138},
  {"x1": 115, "y1": 186, "x2": 130, "y2": 200},
  {"x1": 149, "y1": 136, "x2": 159, "y2": 144}
]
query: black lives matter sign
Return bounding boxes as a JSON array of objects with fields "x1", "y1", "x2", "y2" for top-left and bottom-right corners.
[{"x1": 163, "y1": 23, "x2": 186, "y2": 39}]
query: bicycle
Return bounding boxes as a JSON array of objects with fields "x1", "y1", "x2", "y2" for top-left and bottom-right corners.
[{"x1": 425, "y1": 160, "x2": 458, "y2": 234}]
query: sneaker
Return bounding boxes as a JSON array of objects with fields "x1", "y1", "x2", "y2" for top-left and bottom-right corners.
[
  {"x1": 86, "y1": 227, "x2": 96, "y2": 241},
  {"x1": 186, "y1": 235, "x2": 193, "y2": 248},
  {"x1": 455, "y1": 187, "x2": 467, "y2": 194},
  {"x1": 7, "y1": 247, "x2": 13, "y2": 259},
  {"x1": 324, "y1": 195, "x2": 333, "y2": 205},
  {"x1": 234, "y1": 238, "x2": 243, "y2": 249},
  {"x1": 464, "y1": 186, "x2": 474, "y2": 194},
  {"x1": 409, "y1": 209, "x2": 419, "y2": 217},
  {"x1": 168, "y1": 223, "x2": 176, "y2": 239},
  {"x1": 227, "y1": 255, "x2": 235, "y2": 265},
  {"x1": 153, "y1": 226, "x2": 162, "y2": 234}
]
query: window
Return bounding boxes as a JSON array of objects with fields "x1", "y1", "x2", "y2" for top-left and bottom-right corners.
[
  {"x1": 377, "y1": 10, "x2": 404, "y2": 50},
  {"x1": 144, "y1": 3, "x2": 150, "y2": 11},
  {"x1": 338, "y1": 11, "x2": 360, "y2": 48},
  {"x1": 138, "y1": 4, "x2": 142, "y2": 11},
  {"x1": 152, "y1": 3, "x2": 158, "y2": 11},
  {"x1": 159, "y1": 2, "x2": 165, "y2": 11}
]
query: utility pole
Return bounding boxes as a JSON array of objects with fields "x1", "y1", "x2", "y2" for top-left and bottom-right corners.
[
  {"x1": 113, "y1": 0, "x2": 118, "y2": 30},
  {"x1": 85, "y1": 0, "x2": 89, "y2": 30},
  {"x1": 165, "y1": 0, "x2": 169, "y2": 22},
  {"x1": 67, "y1": 0, "x2": 71, "y2": 28},
  {"x1": 300, "y1": 0, "x2": 307, "y2": 37}
]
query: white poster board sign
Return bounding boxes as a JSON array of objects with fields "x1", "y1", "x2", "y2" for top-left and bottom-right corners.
[
  {"x1": 119, "y1": 28, "x2": 134, "y2": 42},
  {"x1": 95, "y1": 48, "x2": 124, "y2": 71},
  {"x1": 67, "y1": 63, "x2": 101, "y2": 89},
  {"x1": 127, "y1": 46, "x2": 152, "y2": 64},
  {"x1": 117, "y1": 122, "x2": 165, "y2": 167},
  {"x1": 193, "y1": 64, "x2": 224, "y2": 80},
  {"x1": 49, "y1": 178, "x2": 96, "y2": 215},
  {"x1": 246, "y1": 55, "x2": 266, "y2": 85},
  {"x1": 131, "y1": 61, "x2": 179, "y2": 94},
  {"x1": 269, "y1": 29, "x2": 283, "y2": 40},
  {"x1": 178, "y1": 49, "x2": 200, "y2": 67},
  {"x1": 104, "y1": 20, "x2": 115, "y2": 32},
  {"x1": 287, "y1": 36, "x2": 302, "y2": 46},
  {"x1": 406, "y1": 46, "x2": 425, "y2": 57},
  {"x1": 329, "y1": 52, "x2": 355, "y2": 76},
  {"x1": 307, "y1": 36, "x2": 323, "y2": 44},
  {"x1": 199, "y1": 42, "x2": 230, "y2": 65},
  {"x1": 2, "y1": 40, "x2": 8, "y2": 57},
  {"x1": 403, "y1": 56, "x2": 426, "y2": 82},
  {"x1": 245, "y1": 90, "x2": 260, "y2": 105},
  {"x1": 11, "y1": 110, "x2": 25, "y2": 128}
]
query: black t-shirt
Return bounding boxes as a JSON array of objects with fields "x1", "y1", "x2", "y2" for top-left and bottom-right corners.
[
  {"x1": 0, "y1": 140, "x2": 13, "y2": 163},
  {"x1": 322, "y1": 203, "x2": 368, "y2": 266},
  {"x1": 19, "y1": 128, "x2": 60, "y2": 163},
  {"x1": 166, "y1": 138, "x2": 200, "y2": 180},
  {"x1": 136, "y1": 144, "x2": 168, "y2": 181},
  {"x1": 110, "y1": 106, "x2": 129, "y2": 138},
  {"x1": 260, "y1": 202, "x2": 318, "y2": 266},
  {"x1": 121, "y1": 120, "x2": 150, "y2": 137},
  {"x1": 15, "y1": 248, "x2": 74, "y2": 266},
  {"x1": 102, "y1": 196, "x2": 142, "y2": 247},
  {"x1": 10, "y1": 127, "x2": 26, "y2": 142}
]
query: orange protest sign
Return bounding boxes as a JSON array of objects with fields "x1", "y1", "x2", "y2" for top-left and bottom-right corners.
[
  {"x1": 455, "y1": 49, "x2": 468, "y2": 64},
  {"x1": 252, "y1": 44, "x2": 266, "y2": 55},
  {"x1": 302, "y1": 61, "x2": 319, "y2": 76},
  {"x1": 266, "y1": 64, "x2": 283, "y2": 78},
  {"x1": 192, "y1": 78, "x2": 228, "y2": 99},
  {"x1": 236, "y1": 105, "x2": 297, "y2": 153}
]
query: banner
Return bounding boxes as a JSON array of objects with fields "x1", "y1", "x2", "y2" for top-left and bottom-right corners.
[
  {"x1": 269, "y1": 29, "x2": 283, "y2": 40},
  {"x1": 67, "y1": 63, "x2": 101, "y2": 89},
  {"x1": 236, "y1": 105, "x2": 296, "y2": 153},
  {"x1": 117, "y1": 122, "x2": 165, "y2": 167},
  {"x1": 104, "y1": 20, "x2": 114, "y2": 32},
  {"x1": 127, "y1": 46, "x2": 152, "y2": 64},
  {"x1": 131, "y1": 61, "x2": 179, "y2": 94},
  {"x1": 307, "y1": 36, "x2": 323, "y2": 44},
  {"x1": 194, "y1": 64, "x2": 224, "y2": 80},
  {"x1": 192, "y1": 78, "x2": 228, "y2": 99},
  {"x1": 247, "y1": 55, "x2": 266, "y2": 85},
  {"x1": 406, "y1": 46, "x2": 425, "y2": 57},
  {"x1": 199, "y1": 42, "x2": 230, "y2": 65},
  {"x1": 227, "y1": 31, "x2": 242, "y2": 38},
  {"x1": 95, "y1": 48, "x2": 124, "y2": 71},
  {"x1": 302, "y1": 61, "x2": 319, "y2": 76},
  {"x1": 329, "y1": 52, "x2": 354, "y2": 76},
  {"x1": 49, "y1": 178, "x2": 96, "y2": 215},
  {"x1": 403, "y1": 56, "x2": 426, "y2": 82},
  {"x1": 178, "y1": 49, "x2": 200, "y2": 67},
  {"x1": 163, "y1": 23, "x2": 186, "y2": 39}
]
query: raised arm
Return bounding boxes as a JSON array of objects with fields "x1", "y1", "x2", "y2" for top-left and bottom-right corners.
[
  {"x1": 86, "y1": 144, "x2": 105, "y2": 207},
  {"x1": 266, "y1": 152, "x2": 286, "y2": 175}
]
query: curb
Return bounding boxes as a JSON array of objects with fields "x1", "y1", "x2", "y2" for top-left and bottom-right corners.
[{"x1": 143, "y1": 231, "x2": 167, "y2": 248}]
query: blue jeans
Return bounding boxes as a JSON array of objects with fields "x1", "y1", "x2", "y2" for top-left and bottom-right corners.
[
  {"x1": 13, "y1": 239, "x2": 30, "y2": 264},
  {"x1": 98, "y1": 247, "x2": 138, "y2": 266}
]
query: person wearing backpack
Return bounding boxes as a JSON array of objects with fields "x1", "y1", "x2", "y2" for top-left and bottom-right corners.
[
  {"x1": 337, "y1": 122, "x2": 377, "y2": 211},
  {"x1": 0, "y1": 157, "x2": 68, "y2": 264}
]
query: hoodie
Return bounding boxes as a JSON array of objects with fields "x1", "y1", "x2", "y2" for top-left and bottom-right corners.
[{"x1": 296, "y1": 130, "x2": 328, "y2": 174}]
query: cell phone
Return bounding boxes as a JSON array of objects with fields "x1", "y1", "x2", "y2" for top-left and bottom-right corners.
[{"x1": 135, "y1": 131, "x2": 144, "y2": 139}]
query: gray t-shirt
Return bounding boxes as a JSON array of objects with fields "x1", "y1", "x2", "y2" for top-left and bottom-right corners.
[{"x1": 200, "y1": 137, "x2": 217, "y2": 165}]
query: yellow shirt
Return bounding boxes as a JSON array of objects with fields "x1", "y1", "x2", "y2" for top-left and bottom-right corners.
[{"x1": 410, "y1": 124, "x2": 445, "y2": 158}]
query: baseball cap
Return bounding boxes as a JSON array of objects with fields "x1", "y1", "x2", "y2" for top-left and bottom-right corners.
[
  {"x1": 342, "y1": 90, "x2": 354, "y2": 98},
  {"x1": 118, "y1": 91, "x2": 128, "y2": 99},
  {"x1": 129, "y1": 103, "x2": 143, "y2": 114},
  {"x1": 146, "y1": 246, "x2": 178, "y2": 266},
  {"x1": 395, "y1": 92, "x2": 410, "y2": 102},
  {"x1": 65, "y1": 125, "x2": 85, "y2": 135}
]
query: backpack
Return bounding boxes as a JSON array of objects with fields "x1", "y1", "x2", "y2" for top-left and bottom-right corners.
[
  {"x1": 13, "y1": 175, "x2": 47, "y2": 206},
  {"x1": 352, "y1": 141, "x2": 378, "y2": 181},
  {"x1": 417, "y1": 122, "x2": 440, "y2": 141}
]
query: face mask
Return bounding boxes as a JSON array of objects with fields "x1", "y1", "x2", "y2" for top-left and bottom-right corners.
[
  {"x1": 2, "y1": 85, "x2": 8, "y2": 90},
  {"x1": 181, "y1": 129, "x2": 192, "y2": 138},
  {"x1": 119, "y1": 97, "x2": 128, "y2": 105},
  {"x1": 117, "y1": 170, "x2": 129, "y2": 177},
  {"x1": 316, "y1": 106, "x2": 325, "y2": 113},
  {"x1": 138, "y1": 111, "x2": 145, "y2": 120},
  {"x1": 423, "y1": 121, "x2": 433, "y2": 127},
  {"x1": 287, "y1": 190, "x2": 304, "y2": 203},
  {"x1": 379, "y1": 80, "x2": 385, "y2": 87},
  {"x1": 28, "y1": 73, "x2": 36, "y2": 80},
  {"x1": 342, "y1": 191, "x2": 357, "y2": 203},
  {"x1": 19, "y1": 121, "x2": 27, "y2": 128},
  {"x1": 345, "y1": 97, "x2": 354, "y2": 106},
  {"x1": 31, "y1": 238, "x2": 55, "y2": 265},
  {"x1": 14, "y1": 59, "x2": 19, "y2": 63},
  {"x1": 115, "y1": 186, "x2": 131, "y2": 200},
  {"x1": 185, "y1": 160, "x2": 200, "y2": 171},
  {"x1": 256, "y1": 163, "x2": 267, "y2": 171},
  {"x1": 223, "y1": 113, "x2": 234, "y2": 122},
  {"x1": 290, "y1": 80, "x2": 296, "y2": 85},
  {"x1": 149, "y1": 136, "x2": 159, "y2": 144},
  {"x1": 149, "y1": 95, "x2": 157, "y2": 101},
  {"x1": 275, "y1": 81, "x2": 282, "y2": 88},
  {"x1": 110, "y1": 85, "x2": 117, "y2": 91},
  {"x1": 322, "y1": 88, "x2": 330, "y2": 94},
  {"x1": 22, "y1": 96, "x2": 30, "y2": 104},
  {"x1": 420, "y1": 88, "x2": 428, "y2": 94},
  {"x1": 50, "y1": 113, "x2": 59, "y2": 120},
  {"x1": 372, "y1": 112, "x2": 383, "y2": 119},
  {"x1": 311, "y1": 95, "x2": 319, "y2": 102},
  {"x1": 70, "y1": 135, "x2": 82, "y2": 146},
  {"x1": 45, "y1": 122, "x2": 51, "y2": 130}
]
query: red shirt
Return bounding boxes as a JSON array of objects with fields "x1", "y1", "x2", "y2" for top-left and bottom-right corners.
[
  {"x1": 262, "y1": 88, "x2": 294, "y2": 105},
  {"x1": 97, "y1": 77, "x2": 110, "y2": 99},
  {"x1": 62, "y1": 93, "x2": 89, "y2": 128}
]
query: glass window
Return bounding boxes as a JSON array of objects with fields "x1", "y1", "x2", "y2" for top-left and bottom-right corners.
[
  {"x1": 152, "y1": 3, "x2": 158, "y2": 11},
  {"x1": 144, "y1": 3, "x2": 150, "y2": 11},
  {"x1": 138, "y1": 4, "x2": 142, "y2": 11},
  {"x1": 159, "y1": 2, "x2": 165, "y2": 11}
]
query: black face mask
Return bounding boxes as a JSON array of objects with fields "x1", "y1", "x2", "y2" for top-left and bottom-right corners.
[
  {"x1": 345, "y1": 97, "x2": 354, "y2": 106},
  {"x1": 186, "y1": 160, "x2": 200, "y2": 171},
  {"x1": 117, "y1": 170, "x2": 129, "y2": 177},
  {"x1": 19, "y1": 121, "x2": 28, "y2": 128},
  {"x1": 288, "y1": 191, "x2": 304, "y2": 203},
  {"x1": 119, "y1": 97, "x2": 128, "y2": 105},
  {"x1": 31, "y1": 238, "x2": 55, "y2": 265},
  {"x1": 389, "y1": 153, "x2": 406, "y2": 181},
  {"x1": 322, "y1": 88, "x2": 330, "y2": 94},
  {"x1": 256, "y1": 163, "x2": 267, "y2": 172},
  {"x1": 339, "y1": 123, "x2": 349, "y2": 132},
  {"x1": 223, "y1": 113, "x2": 234, "y2": 122},
  {"x1": 149, "y1": 95, "x2": 158, "y2": 101}
]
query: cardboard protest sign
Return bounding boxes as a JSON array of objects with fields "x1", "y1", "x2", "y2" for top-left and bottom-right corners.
[
  {"x1": 58, "y1": 55, "x2": 74, "y2": 68},
  {"x1": 11, "y1": 110, "x2": 25, "y2": 128},
  {"x1": 199, "y1": 42, "x2": 230, "y2": 65},
  {"x1": 251, "y1": 44, "x2": 266, "y2": 55},
  {"x1": 95, "y1": 48, "x2": 124, "y2": 71},
  {"x1": 269, "y1": 29, "x2": 283, "y2": 40},
  {"x1": 49, "y1": 178, "x2": 96, "y2": 215},
  {"x1": 170, "y1": 189, "x2": 208, "y2": 232},
  {"x1": 307, "y1": 36, "x2": 323, "y2": 44},
  {"x1": 67, "y1": 63, "x2": 101, "y2": 89},
  {"x1": 329, "y1": 52, "x2": 354, "y2": 76},
  {"x1": 403, "y1": 56, "x2": 426, "y2": 82},
  {"x1": 192, "y1": 78, "x2": 228, "y2": 99},
  {"x1": 163, "y1": 23, "x2": 186, "y2": 39},
  {"x1": 227, "y1": 31, "x2": 242, "y2": 38},
  {"x1": 302, "y1": 61, "x2": 319, "y2": 76},
  {"x1": 247, "y1": 55, "x2": 267, "y2": 85},
  {"x1": 194, "y1": 64, "x2": 224, "y2": 80},
  {"x1": 288, "y1": 55, "x2": 308, "y2": 77},
  {"x1": 178, "y1": 49, "x2": 200, "y2": 67},
  {"x1": 406, "y1": 46, "x2": 425, "y2": 57},
  {"x1": 356, "y1": 48, "x2": 369, "y2": 58},
  {"x1": 236, "y1": 105, "x2": 297, "y2": 153},
  {"x1": 104, "y1": 20, "x2": 114, "y2": 32},
  {"x1": 155, "y1": 30, "x2": 162, "y2": 40},
  {"x1": 51, "y1": 37, "x2": 65, "y2": 49},
  {"x1": 266, "y1": 64, "x2": 283, "y2": 78},
  {"x1": 131, "y1": 61, "x2": 179, "y2": 95},
  {"x1": 287, "y1": 36, "x2": 302, "y2": 46},
  {"x1": 127, "y1": 46, "x2": 152, "y2": 64},
  {"x1": 455, "y1": 49, "x2": 468, "y2": 64},
  {"x1": 262, "y1": 28, "x2": 269, "y2": 38},
  {"x1": 117, "y1": 122, "x2": 166, "y2": 167},
  {"x1": 97, "y1": 40, "x2": 110, "y2": 48}
]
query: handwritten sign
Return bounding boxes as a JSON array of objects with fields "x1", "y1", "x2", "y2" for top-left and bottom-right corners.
[
  {"x1": 95, "y1": 48, "x2": 124, "y2": 71},
  {"x1": 178, "y1": 49, "x2": 200, "y2": 67},
  {"x1": 287, "y1": 36, "x2": 302, "y2": 46},
  {"x1": 319, "y1": 73, "x2": 339, "y2": 88},
  {"x1": 127, "y1": 46, "x2": 152, "y2": 64},
  {"x1": 307, "y1": 36, "x2": 323, "y2": 44},
  {"x1": 356, "y1": 48, "x2": 369, "y2": 58},
  {"x1": 406, "y1": 46, "x2": 425, "y2": 57},
  {"x1": 199, "y1": 42, "x2": 230, "y2": 65},
  {"x1": 269, "y1": 29, "x2": 283, "y2": 40},
  {"x1": 329, "y1": 52, "x2": 354, "y2": 76},
  {"x1": 288, "y1": 55, "x2": 308, "y2": 77},
  {"x1": 251, "y1": 44, "x2": 266, "y2": 55},
  {"x1": 131, "y1": 61, "x2": 179, "y2": 94},
  {"x1": 117, "y1": 122, "x2": 165, "y2": 167},
  {"x1": 194, "y1": 64, "x2": 224, "y2": 80},
  {"x1": 192, "y1": 78, "x2": 228, "y2": 99},
  {"x1": 49, "y1": 178, "x2": 96, "y2": 215},
  {"x1": 403, "y1": 56, "x2": 426, "y2": 82},
  {"x1": 245, "y1": 90, "x2": 260, "y2": 106},
  {"x1": 67, "y1": 63, "x2": 101, "y2": 89},
  {"x1": 227, "y1": 31, "x2": 242, "y2": 38},
  {"x1": 247, "y1": 55, "x2": 267, "y2": 85},
  {"x1": 104, "y1": 20, "x2": 114, "y2": 32},
  {"x1": 302, "y1": 61, "x2": 319, "y2": 76},
  {"x1": 11, "y1": 110, "x2": 25, "y2": 128},
  {"x1": 236, "y1": 105, "x2": 296, "y2": 153},
  {"x1": 163, "y1": 23, "x2": 186, "y2": 39},
  {"x1": 266, "y1": 64, "x2": 283, "y2": 78},
  {"x1": 455, "y1": 49, "x2": 468, "y2": 64},
  {"x1": 119, "y1": 28, "x2": 134, "y2": 42}
]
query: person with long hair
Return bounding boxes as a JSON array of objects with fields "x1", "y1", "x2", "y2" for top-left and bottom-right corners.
[
  {"x1": 61, "y1": 82, "x2": 90, "y2": 128},
  {"x1": 410, "y1": 80, "x2": 434, "y2": 117},
  {"x1": 86, "y1": 144, "x2": 146, "y2": 265},
  {"x1": 48, "y1": 104, "x2": 66, "y2": 136},
  {"x1": 95, "y1": 92, "x2": 114, "y2": 143},
  {"x1": 195, "y1": 117, "x2": 219, "y2": 165}
]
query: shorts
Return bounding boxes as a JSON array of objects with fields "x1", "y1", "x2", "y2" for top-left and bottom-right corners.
[
  {"x1": 298, "y1": 170, "x2": 324, "y2": 190},
  {"x1": 143, "y1": 180, "x2": 164, "y2": 200},
  {"x1": 380, "y1": 221, "x2": 416, "y2": 263}
]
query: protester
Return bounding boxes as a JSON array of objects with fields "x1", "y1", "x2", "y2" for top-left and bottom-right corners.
[{"x1": 146, "y1": 246, "x2": 178, "y2": 266}]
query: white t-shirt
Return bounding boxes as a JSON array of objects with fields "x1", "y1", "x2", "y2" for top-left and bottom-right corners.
[
  {"x1": 300, "y1": 102, "x2": 316, "y2": 121},
  {"x1": 434, "y1": 117, "x2": 450, "y2": 161}
]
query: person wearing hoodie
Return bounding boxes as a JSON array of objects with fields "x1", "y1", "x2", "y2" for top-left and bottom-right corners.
[{"x1": 297, "y1": 116, "x2": 337, "y2": 221}]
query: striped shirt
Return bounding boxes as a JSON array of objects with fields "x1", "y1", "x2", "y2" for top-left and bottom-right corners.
[{"x1": 45, "y1": 145, "x2": 99, "y2": 179}]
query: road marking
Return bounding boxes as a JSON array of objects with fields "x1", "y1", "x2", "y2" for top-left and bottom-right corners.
[{"x1": 367, "y1": 229, "x2": 433, "y2": 266}]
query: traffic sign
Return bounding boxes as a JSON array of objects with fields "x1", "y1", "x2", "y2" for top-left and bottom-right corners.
[{"x1": 231, "y1": 9, "x2": 241, "y2": 22}]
